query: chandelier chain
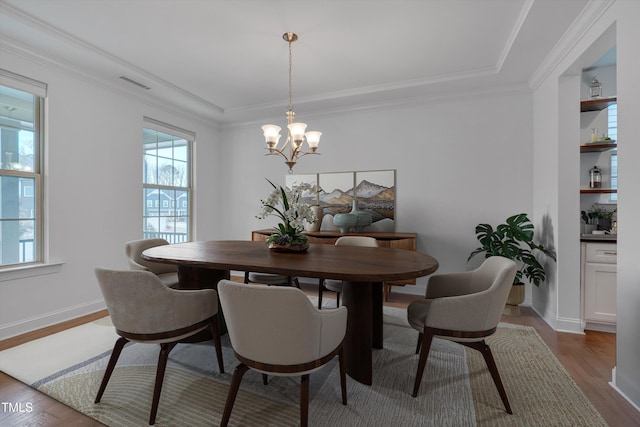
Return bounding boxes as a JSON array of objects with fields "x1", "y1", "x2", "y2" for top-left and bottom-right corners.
[{"x1": 288, "y1": 39, "x2": 293, "y2": 113}]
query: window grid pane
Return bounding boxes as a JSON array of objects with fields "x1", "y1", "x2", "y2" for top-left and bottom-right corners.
[
  {"x1": 0, "y1": 83, "x2": 42, "y2": 267},
  {"x1": 142, "y1": 127, "x2": 191, "y2": 243}
]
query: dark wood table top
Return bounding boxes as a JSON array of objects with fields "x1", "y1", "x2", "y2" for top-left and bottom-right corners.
[{"x1": 142, "y1": 240, "x2": 438, "y2": 282}]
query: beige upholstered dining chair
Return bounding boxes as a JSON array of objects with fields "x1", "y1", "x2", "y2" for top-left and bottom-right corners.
[
  {"x1": 217, "y1": 280, "x2": 348, "y2": 427},
  {"x1": 125, "y1": 238, "x2": 179, "y2": 287},
  {"x1": 244, "y1": 271, "x2": 300, "y2": 288},
  {"x1": 406, "y1": 256, "x2": 517, "y2": 414},
  {"x1": 94, "y1": 267, "x2": 225, "y2": 425},
  {"x1": 318, "y1": 235, "x2": 378, "y2": 308}
]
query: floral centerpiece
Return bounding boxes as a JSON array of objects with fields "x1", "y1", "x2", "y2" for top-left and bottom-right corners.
[{"x1": 257, "y1": 179, "x2": 318, "y2": 251}]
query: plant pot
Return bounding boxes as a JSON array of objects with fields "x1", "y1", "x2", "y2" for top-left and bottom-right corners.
[
  {"x1": 267, "y1": 242, "x2": 309, "y2": 252},
  {"x1": 504, "y1": 282, "x2": 525, "y2": 316}
]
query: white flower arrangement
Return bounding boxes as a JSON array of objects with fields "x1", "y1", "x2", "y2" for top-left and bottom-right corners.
[{"x1": 257, "y1": 179, "x2": 318, "y2": 245}]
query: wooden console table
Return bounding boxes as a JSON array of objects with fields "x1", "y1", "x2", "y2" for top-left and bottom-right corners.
[{"x1": 252, "y1": 229, "x2": 418, "y2": 300}]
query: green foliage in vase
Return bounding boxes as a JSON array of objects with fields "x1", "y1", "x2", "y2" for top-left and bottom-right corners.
[{"x1": 468, "y1": 213, "x2": 557, "y2": 286}]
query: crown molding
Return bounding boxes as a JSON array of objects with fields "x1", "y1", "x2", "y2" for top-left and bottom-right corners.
[
  {"x1": 0, "y1": 37, "x2": 221, "y2": 129},
  {"x1": 496, "y1": 0, "x2": 535, "y2": 73},
  {"x1": 0, "y1": 1, "x2": 224, "y2": 115},
  {"x1": 528, "y1": 0, "x2": 616, "y2": 91},
  {"x1": 223, "y1": 82, "x2": 531, "y2": 130}
]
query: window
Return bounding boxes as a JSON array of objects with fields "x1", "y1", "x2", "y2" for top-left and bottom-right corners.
[
  {"x1": 608, "y1": 104, "x2": 618, "y2": 202},
  {"x1": 610, "y1": 152, "x2": 618, "y2": 202},
  {"x1": 607, "y1": 103, "x2": 617, "y2": 141},
  {"x1": 143, "y1": 118, "x2": 193, "y2": 243},
  {"x1": 0, "y1": 71, "x2": 46, "y2": 268}
]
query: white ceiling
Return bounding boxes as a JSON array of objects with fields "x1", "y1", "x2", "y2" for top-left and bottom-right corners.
[{"x1": 0, "y1": 0, "x2": 593, "y2": 124}]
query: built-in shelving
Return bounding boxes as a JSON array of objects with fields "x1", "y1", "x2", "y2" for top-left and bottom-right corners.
[
  {"x1": 580, "y1": 143, "x2": 617, "y2": 153},
  {"x1": 580, "y1": 97, "x2": 617, "y2": 112},
  {"x1": 580, "y1": 188, "x2": 617, "y2": 194},
  {"x1": 579, "y1": 97, "x2": 618, "y2": 197}
]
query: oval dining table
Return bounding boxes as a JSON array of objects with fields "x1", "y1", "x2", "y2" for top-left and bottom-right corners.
[{"x1": 142, "y1": 240, "x2": 439, "y2": 385}]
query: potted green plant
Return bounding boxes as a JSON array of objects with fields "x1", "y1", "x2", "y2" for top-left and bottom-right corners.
[
  {"x1": 468, "y1": 213, "x2": 557, "y2": 312},
  {"x1": 586, "y1": 204, "x2": 616, "y2": 231}
]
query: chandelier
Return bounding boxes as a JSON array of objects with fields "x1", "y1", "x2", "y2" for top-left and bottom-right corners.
[{"x1": 262, "y1": 32, "x2": 321, "y2": 173}]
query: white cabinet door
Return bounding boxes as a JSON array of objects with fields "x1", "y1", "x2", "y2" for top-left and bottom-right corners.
[{"x1": 584, "y1": 263, "x2": 617, "y2": 324}]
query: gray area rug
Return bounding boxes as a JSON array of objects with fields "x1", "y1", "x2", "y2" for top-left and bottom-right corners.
[{"x1": 1, "y1": 304, "x2": 607, "y2": 426}]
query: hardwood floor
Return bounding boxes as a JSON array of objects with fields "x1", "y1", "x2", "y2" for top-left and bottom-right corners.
[{"x1": 1, "y1": 286, "x2": 638, "y2": 426}]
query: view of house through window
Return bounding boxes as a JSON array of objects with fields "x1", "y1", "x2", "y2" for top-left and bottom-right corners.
[
  {"x1": 143, "y1": 122, "x2": 192, "y2": 243},
  {"x1": 0, "y1": 82, "x2": 43, "y2": 267}
]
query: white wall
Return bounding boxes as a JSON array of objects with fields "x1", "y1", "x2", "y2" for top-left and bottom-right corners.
[
  {"x1": 533, "y1": 0, "x2": 640, "y2": 409},
  {"x1": 0, "y1": 50, "x2": 221, "y2": 339},
  {"x1": 614, "y1": 0, "x2": 640, "y2": 409},
  {"x1": 0, "y1": 47, "x2": 536, "y2": 337},
  {"x1": 218, "y1": 90, "x2": 534, "y2": 295}
]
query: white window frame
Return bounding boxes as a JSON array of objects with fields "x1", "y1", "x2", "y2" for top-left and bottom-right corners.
[
  {"x1": 0, "y1": 70, "x2": 58, "y2": 278},
  {"x1": 608, "y1": 104, "x2": 617, "y2": 202},
  {"x1": 142, "y1": 117, "x2": 194, "y2": 243}
]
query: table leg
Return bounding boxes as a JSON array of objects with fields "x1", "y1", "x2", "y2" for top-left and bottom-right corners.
[
  {"x1": 341, "y1": 281, "x2": 384, "y2": 385},
  {"x1": 176, "y1": 266, "x2": 230, "y2": 340},
  {"x1": 372, "y1": 281, "x2": 383, "y2": 349}
]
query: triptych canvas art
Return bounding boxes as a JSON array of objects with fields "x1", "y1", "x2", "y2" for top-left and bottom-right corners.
[{"x1": 285, "y1": 169, "x2": 396, "y2": 231}]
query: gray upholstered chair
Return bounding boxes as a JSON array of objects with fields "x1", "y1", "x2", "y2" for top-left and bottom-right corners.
[
  {"x1": 94, "y1": 267, "x2": 225, "y2": 425},
  {"x1": 407, "y1": 256, "x2": 517, "y2": 414},
  {"x1": 125, "y1": 238, "x2": 179, "y2": 288},
  {"x1": 318, "y1": 235, "x2": 378, "y2": 308},
  {"x1": 244, "y1": 271, "x2": 300, "y2": 288},
  {"x1": 217, "y1": 280, "x2": 347, "y2": 427}
]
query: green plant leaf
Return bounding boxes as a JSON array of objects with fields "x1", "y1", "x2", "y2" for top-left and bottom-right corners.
[{"x1": 468, "y1": 213, "x2": 556, "y2": 286}]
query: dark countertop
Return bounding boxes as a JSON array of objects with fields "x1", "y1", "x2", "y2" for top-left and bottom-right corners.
[{"x1": 580, "y1": 234, "x2": 617, "y2": 243}]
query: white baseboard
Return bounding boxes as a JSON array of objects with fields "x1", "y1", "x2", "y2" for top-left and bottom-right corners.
[
  {"x1": 555, "y1": 316, "x2": 585, "y2": 334},
  {"x1": 0, "y1": 299, "x2": 106, "y2": 340},
  {"x1": 584, "y1": 322, "x2": 616, "y2": 333},
  {"x1": 531, "y1": 306, "x2": 585, "y2": 334},
  {"x1": 610, "y1": 367, "x2": 640, "y2": 413}
]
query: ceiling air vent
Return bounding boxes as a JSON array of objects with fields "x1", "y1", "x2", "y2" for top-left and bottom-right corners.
[{"x1": 119, "y1": 76, "x2": 151, "y2": 90}]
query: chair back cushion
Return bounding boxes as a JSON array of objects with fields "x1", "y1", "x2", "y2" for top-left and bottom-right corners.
[
  {"x1": 95, "y1": 267, "x2": 217, "y2": 335},
  {"x1": 418, "y1": 256, "x2": 516, "y2": 333},
  {"x1": 471, "y1": 256, "x2": 517, "y2": 330},
  {"x1": 218, "y1": 280, "x2": 346, "y2": 365},
  {"x1": 125, "y1": 238, "x2": 177, "y2": 275}
]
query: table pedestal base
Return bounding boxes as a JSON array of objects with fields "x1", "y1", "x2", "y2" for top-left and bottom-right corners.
[{"x1": 341, "y1": 281, "x2": 383, "y2": 385}]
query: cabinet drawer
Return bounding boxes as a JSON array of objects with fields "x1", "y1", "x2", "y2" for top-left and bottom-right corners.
[{"x1": 584, "y1": 243, "x2": 617, "y2": 264}]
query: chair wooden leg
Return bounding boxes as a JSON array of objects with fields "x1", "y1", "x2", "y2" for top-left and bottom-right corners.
[
  {"x1": 338, "y1": 346, "x2": 347, "y2": 405},
  {"x1": 300, "y1": 374, "x2": 310, "y2": 427},
  {"x1": 243, "y1": 271, "x2": 249, "y2": 284},
  {"x1": 412, "y1": 329, "x2": 434, "y2": 397},
  {"x1": 318, "y1": 279, "x2": 324, "y2": 309},
  {"x1": 415, "y1": 332, "x2": 423, "y2": 355},
  {"x1": 262, "y1": 374, "x2": 269, "y2": 385},
  {"x1": 292, "y1": 277, "x2": 301, "y2": 289},
  {"x1": 221, "y1": 363, "x2": 250, "y2": 427},
  {"x1": 463, "y1": 340, "x2": 512, "y2": 414},
  {"x1": 149, "y1": 342, "x2": 177, "y2": 425},
  {"x1": 336, "y1": 292, "x2": 341, "y2": 307},
  {"x1": 95, "y1": 336, "x2": 128, "y2": 403},
  {"x1": 210, "y1": 317, "x2": 225, "y2": 374}
]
